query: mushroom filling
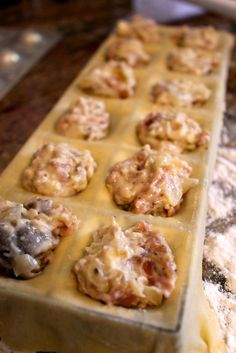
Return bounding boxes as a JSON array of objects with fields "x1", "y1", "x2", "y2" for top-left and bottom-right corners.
[{"x1": 0, "y1": 198, "x2": 79, "y2": 278}]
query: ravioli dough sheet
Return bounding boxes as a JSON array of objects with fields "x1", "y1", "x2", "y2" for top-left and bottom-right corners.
[{"x1": 0, "y1": 22, "x2": 233, "y2": 353}]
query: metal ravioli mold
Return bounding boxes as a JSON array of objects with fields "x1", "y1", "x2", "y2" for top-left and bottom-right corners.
[
  {"x1": 0, "y1": 21, "x2": 233, "y2": 353},
  {"x1": 0, "y1": 28, "x2": 61, "y2": 100}
]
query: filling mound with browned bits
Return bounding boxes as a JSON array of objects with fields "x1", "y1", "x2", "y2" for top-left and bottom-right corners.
[
  {"x1": 167, "y1": 48, "x2": 220, "y2": 76},
  {"x1": 79, "y1": 61, "x2": 136, "y2": 98},
  {"x1": 74, "y1": 219, "x2": 176, "y2": 308},
  {"x1": 151, "y1": 79, "x2": 211, "y2": 107},
  {"x1": 106, "y1": 38, "x2": 150, "y2": 67},
  {"x1": 22, "y1": 143, "x2": 96, "y2": 197},
  {"x1": 116, "y1": 15, "x2": 159, "y2": 44},
  {"x1": 106, "y1": 145, "x2": 198, "y2": 216},
  {"x1": 0, "y1": 198, "x2": 79, "y2": 278},
  {"x1": 137, "y1": 111, "x2": 209, "y2": 153},
  {"x1": 174, "y1": 26, "x2": 219, "y2": 51},
  {"x1": 55, "y1": 97, "x2": 110, "y2": 141}
]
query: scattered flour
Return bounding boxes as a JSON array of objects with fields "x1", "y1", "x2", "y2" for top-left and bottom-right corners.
[
  {"x1": 218, "y1": 147, "x2": 236, "y2": 164},
  {"x1": 204, "y1": 226, "x2": 236, "y2": 293},
  {"x1": 220, "y1": 126, "x2": 231, "y2": 145},
  {"x1": 204, "y1": 130, "x2": 236, "y2": 353},
  {"x1": 213, "y1": 155, "x2": 236, "y2": 187},
  {"x1": 207, "y1": 183, "x2": 234, "y2": 220},
  {"x1": 207, "y1": 148, "x2": 236, "y2": 222}
]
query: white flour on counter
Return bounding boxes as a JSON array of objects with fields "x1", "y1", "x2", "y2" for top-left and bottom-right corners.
[
  {"x1": 207, "y1": 148, "x2": 236, "y2": 222},
  {"x1": 204, "y1": 142, "x2": 236, "y2": 353},
  {"x1": 207, "y1": 183, "x2": 234, "y2": 220},
  {"x1": 204, "y1": 226, "x2": 236, "y2": 293}
]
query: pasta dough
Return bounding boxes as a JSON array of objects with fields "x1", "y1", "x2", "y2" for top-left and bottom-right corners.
[{"x1": 0, "y1": 14, "x2": 232, "y2": 353}]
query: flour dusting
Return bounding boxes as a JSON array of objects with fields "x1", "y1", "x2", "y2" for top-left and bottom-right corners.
[
  {"x1": 204, "y1": 226, "x2": 236, "y2": 293},
  {"x1": 204, "y1": 119, "x2": 236, "y2": 353}
]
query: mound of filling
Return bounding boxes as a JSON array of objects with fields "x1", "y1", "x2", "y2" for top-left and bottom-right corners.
[
  {"x1": 174, "y1": 26, "x2": 219, "y2": 51},
  {"x1": 79, "y1": 61, "x2": 136, "y2": 98},
  {"x1": 22, "y1": 143, "x2": 96, "y2": 197},
  {"x1": 151, "y1": 79, "x2": 211, "y2": 107},
  {"x1": 74, "y1": 219, "x2": 176, "y2": 308},
  {"x1": 106, "y1": 145, "x2": 198, "y2": 216},
  {"x1": 55, "y1": 97, "x2": 110, "y2": 140},
  {"x1": 0, "y1": 198, "x2": 79, "y2": 278},
  {"x1": 116, "y1": 15, "x2": 159, "y2": 44},
  {"x1": 106, "y1": 38, "x2": 150, "y2": 67},
  {"x1": 137, "y1": 111, "x2": 209, "y2": 153},
  {"x1": 167, "y1": 48, "x2": 220, "y2": 76}
]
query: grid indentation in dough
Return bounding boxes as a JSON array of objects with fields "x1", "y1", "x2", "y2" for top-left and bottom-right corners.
[{"x1": 0, "y1": 23, "x2": 233, "y2": 341}]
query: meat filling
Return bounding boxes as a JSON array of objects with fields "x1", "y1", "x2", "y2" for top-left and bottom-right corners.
[
  {"x1": 137, "y1": 111, "x2": 209, "y2": 153},
  {"x1": 55, "y1": 97, "x2": 110, "y2": 140},
  {"x1": 79, "y1": 61, "x2": 136, "y2": 98},
  {"x1": 116, "y1": 15, "x2": 159, "y2": 44},
  {"x1": 151, "y1": 79, "x2": 211, "y2": 107},
  {"x1": 167, "y1": 48, "x2": 220, "y2": 76},
  {"x1": 0, "y1": 198, "x2": 79, "y2": 278},
  {"x1": 174, "y1": 26, "x2": 219, "y2": 50},
  {"x1": 106, "y1": 38, "x2": 150, "y2": 67},
  {"x1": 106, "y1": 145, "x2": 198, "y2": 216},
  {"x1": 74, "y1": 219, "x2": 177, "y2": 308},
  {"x1": 22, "y1": 143, "x2": 96, "y2": 197}
]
